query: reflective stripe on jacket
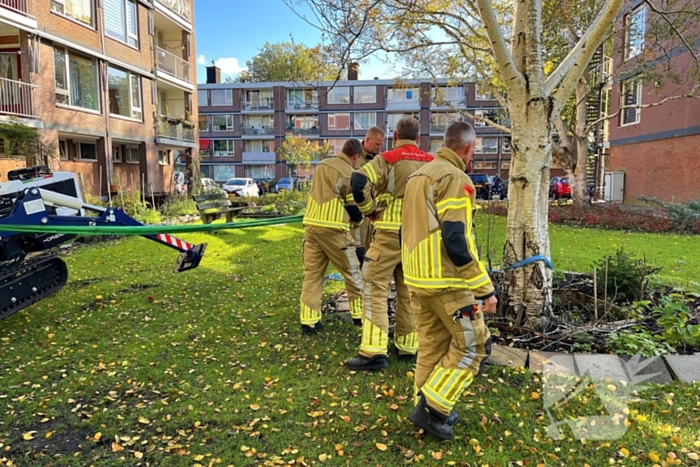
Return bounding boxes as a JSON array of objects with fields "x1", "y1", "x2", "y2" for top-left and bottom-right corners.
[
  {"x1": 353, "y1": 140, "x2": 433, "y2": 231},
  {"x1": 401, "y1": 147, "x2": 495, "y2": 298},
  {"x1": 303, "y1": 153, "x2": 357, "y2": 231}
]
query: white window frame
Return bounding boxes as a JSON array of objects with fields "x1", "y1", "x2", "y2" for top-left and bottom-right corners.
[
  {"x1": 328, "y1": 113, "x2": 350, "y2": 131},
  {"x1": 126, "y1": 146, "x2": 140, "y2": 164},
  {"x1": 624, "y1": 6, "x2": 646, "y2": 61},
  {"x1": 197, "y1": 90, "x2": 208, "y2": 106},
  {"x1": 108, "y1": 66, "x2": 142, "y2": 120},
  {"x1": 481, "y1": 137, "x2": 499, "y2": 154},
  {"x1": 621, "y1": 80, "x2": 642, "y2": 126},
  {"x1": 59, "y1": 140, "x2": 69, "y2": 160},
  {"x1": 54, "y1": 46, "x2": 100, "y2": 112},
  {"x1": 212, "y1": 114, "x2": 234, "y2": 131},
  {"x1": 244, "y1": 140, "x2": 273, "y2": 153},
  {"x1": 104, "y1": 0, "x2": 139, "y2": 48},
  {"x1": 353, "y1": 112, "x2": 376, "y2": 130},
  {"x1": 502, "y1": 137, "x2": 511, "y2": 153},
  {"x1": 213, "y1": 140, "x2": 235, "y2": 157},
  {"x1": 473, "y1": 109, "x2": 486, "y2": 127},
  {"x1": 433, "y1": 86, "x2": 464, "y2": 106},
  {"x1": 327, "y1": 87, "x2": 350, "y2": 104},
  {"x1": 74, "y1": 141, "x2": 97, "y2": 161},
  {"x1": 387, "y1": 87, "x2": 418, "y2": 105},
  {"x1": 51, "y1": 0, "x2": 94, "y2": 27},
  {"x1": 112, "y1": 145, "x2": 122, "y2": 162},
  {"x1": 158, "y1": 149, "x2": 169, "y2": 165},
  {"x1": 353, "y1": 86, "x2": 377, "y2": 104},
  {"x1": 211, "y1": 89, "x2": 233, "y2": 106},
  {"x1": 475, "y1": 84, "x2": 496, "y2": 101}
]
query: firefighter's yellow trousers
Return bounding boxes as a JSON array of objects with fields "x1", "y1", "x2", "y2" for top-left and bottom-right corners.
[
  {"x1": 358, "y1": 229, "x2": 417, "y2": 357},
  {"x1": 300, "y1": 226, "x2": 363, "y2": 326},
  {"x1": 408, "y1": 287, "x2": 492, "y2": 416}
]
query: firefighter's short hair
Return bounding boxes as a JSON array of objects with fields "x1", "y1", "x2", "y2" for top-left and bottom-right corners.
[
  {"x1": 444, "y1": 121, "x2": 476, "y2": 151},
  {"x1": 396, "y1": 117, "x2": 420, "y2": 141},
  {"x1": 342, "y1": 138, "x2": 363, "y2": 158}
]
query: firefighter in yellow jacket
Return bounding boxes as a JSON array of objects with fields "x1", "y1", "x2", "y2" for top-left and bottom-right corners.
[
  {"x1": 345, "y1": 118, "x2": 433, "y2": 370},
  {"x1": 351, "y1": 126, "x2": 385, "y2": 273},
  {"x1": 402, "y1": 121, "x2": 497, "y2": 440},
  {"x1": 300, "y1": 139, "x2": 365, "y2": 335}
]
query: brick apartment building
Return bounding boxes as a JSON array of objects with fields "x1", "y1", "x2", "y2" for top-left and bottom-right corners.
[
  {"x1": 0, "y1": 0, "x2": 198, "y2": 197},
  {"x1": 603, "y1": 0, "x2": 700, "y2": 203},
  {"x1": 197, "y1": 65, "x2": 512, "y2": 182}
]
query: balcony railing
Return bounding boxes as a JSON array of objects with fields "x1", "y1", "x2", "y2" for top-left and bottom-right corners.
[
  {"x1": 286, "y1": 100, "x2": 319, "y2": 110},
  {"x1": 155, "y1": 46, "x2": 191, "y2": 83},
  {"x1": 157, "y1": 117, "x2": 195, "y2": 142},
  {"x1": 0, "y1": 0, "x2": 32, "y2": 16},
  {"x1": 286, "y1": 127, "x2": 319, "y2": 136},
  {"x1": 242, "y1": 99, "x2": 274, "y2": 111},
  {"x1": 430, "y1": 123, "x2": 448, "y2": 133},
  {"x1": 0, "y1": 77, "x2": 38, "y2": 119},
  {"x1": 386, "y1": 99, "x2": 420, "y2": 110},
  {"x1": 242, "y1": 127, "x2": 275, "y2": 136}
]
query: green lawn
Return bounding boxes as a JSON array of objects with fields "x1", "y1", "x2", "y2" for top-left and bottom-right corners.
[{"x1": 1, "y1": 221, "x2": 699, "y2": 466}]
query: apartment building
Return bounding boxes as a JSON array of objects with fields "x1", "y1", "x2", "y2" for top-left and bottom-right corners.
[
  {"x1": 197, "y1": 65, "x2": 512, "y2": 182},
  {"x1": 603, "y1": 0, "x2": 700, "y2": 203},
  {"x1": 0, "y1": 0, "x2": 198, "y2": 197}
]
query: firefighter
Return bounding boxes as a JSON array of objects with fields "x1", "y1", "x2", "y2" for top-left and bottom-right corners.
[
  {"x1": 351, "y1": 126, "x2": 385, "y2": 274},
  {"x1": 299, "y1": 139, "x2": 365, "y2": 335},
  {"x1": 345, "y1": 118, "x2": 434, "y2": 370},
  {"x1": 402, "y1": 121, "x2": 497, "y2": 440}
]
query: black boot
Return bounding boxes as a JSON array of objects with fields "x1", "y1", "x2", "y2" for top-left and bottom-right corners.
[
  {"x1": 445, "y1": 410, "x2": 459, "y2": 426},
  {"x1": 345, "y1": 354, "x2": 389, "y2": 371},
  {"x1": 353, "y1": 318, "x2": 362, "y2": 327},
  {"x1": 408, "y1": 395, "x2": 454, "y2": 440},
  {"x1": 301, "y1": 321, "x2": 323, "y2": 336},
  {"x1": 397, "y1": 353, "x2": 416, "y2": 363}
]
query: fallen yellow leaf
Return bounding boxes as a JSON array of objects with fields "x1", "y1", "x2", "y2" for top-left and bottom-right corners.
[
  {"x1": 432, "y1": 450, "x2": 443, "y2": 460},
  {"x1": 93, "y1": 432, "x2": 102, "y2": 442},
  {"x1": 112, "y1": 442, "x2": 124, "y2": 452},
  {"x1": 531, "y1": 392, "x2": 540, "y2": 400},
  {"x1": 193, "y1": 454, "x2": 204, "y2": 461},
  {"x1": 134, "y1": 452, "x2": 143, "y2": 459},
  {"x1": 649, "y1": 451, "x2": 660, "y2": 463},
  {"x1": 22, "y1": 431, "x2": 37, "y2": 441},
  {"x1": 620, "y1": 447, "x2": 630, "y2": 458},
  {"x1": 250, "y1": 404, "x2": 260, "y2": 411},
  {"x1": 138, "y1": 416, "x2": 150, "y2": 424},
  {"x1": 687, "y1": 453, "x2": 699, "y2": 460},
  {"x1": 376, "y1": 442, "x2": 388, "y2": 451},
  {"x1": 318, "y1": 453, "x2": 328, "y2": 462}
]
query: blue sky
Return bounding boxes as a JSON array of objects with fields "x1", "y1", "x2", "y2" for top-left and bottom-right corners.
[{"x1": 193, "y1": 0, "x2": 392, "y2": 83}]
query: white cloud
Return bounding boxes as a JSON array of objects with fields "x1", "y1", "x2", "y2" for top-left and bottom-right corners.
[
  {"x1": 197, "y1": 54, "x2": 207, "y2": 65},
  {"x1": 214, "y1": 57, "x2": 245, "y2": 76}
]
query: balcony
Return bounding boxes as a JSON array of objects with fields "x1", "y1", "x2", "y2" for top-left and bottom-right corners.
[
  {"x1": 155, "y1": 46, "x2": 191, "y2": 83},
  {"x1": 286, "y1": 127, "x2": 319, "y2": 136},
  {"x1": 0, "y1": 78, "x2": 38, "y2": 119},
  {"x1": 0, "y1": 0, "x2": 32, "y2": 16},
  {"x1": 157, "y1": 117, "x2": 195, "y2": 143},
  {"x1": 430, "y1": 123, "x2": 448, "y2": 133},
  {"x1": 242, "y1": 127, "x2": 275, "y2": 136},
  {"x1": 242, "y1": 99, "x2": 274, "y2": 111},
  {"x1": 286, "y1": 100, "x2": 319, "y2": 111}
]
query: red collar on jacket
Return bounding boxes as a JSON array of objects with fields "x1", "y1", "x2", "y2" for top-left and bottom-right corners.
[{"x1": 380, "y1": 140, "x2": 434, "y2": 164}]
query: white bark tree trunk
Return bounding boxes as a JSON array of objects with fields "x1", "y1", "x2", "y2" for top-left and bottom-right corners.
[{"x1": 503, "y1": 98, "x2": 554, "y2": 326}]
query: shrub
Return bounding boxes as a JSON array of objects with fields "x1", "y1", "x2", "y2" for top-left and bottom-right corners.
[
  {"x1": 639, "y1": 196, "x2": 700, "y2": 232},
  {"x1": 653, "y1": 295, "x2": 700, "y2": 349},
  {"x1": 160, "y1": 195, "x2": 197, "y2": 218},
  {"x1": 592, "y1": 247, "x2": 662, "y2": 303}
]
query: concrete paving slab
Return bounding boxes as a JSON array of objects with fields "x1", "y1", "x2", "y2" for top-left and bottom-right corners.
[
  {"x1": 337, "y1": 312, "x2": 353, "y2": 324},
  {"x1": 335, "y1": 301, "x2": 350, "y2": 312},
  {"x1": 619, "y1": 354, "x2": 674, "y2": 384},
  {"x1": 663, "y1": 355, "x2": 700, "y2": 383},
  {"x1": 574, "y1": 354, "x2": 628, "y2": 383},
  {"x1": 486, "y1": 344, "x2": 528, "y2": 368},
  {"x1": 540, "y1": 353, "x2": 577, "y2": 377},
  {"x1": 529, "y1": 350, "x2": 563, "y2": 373}
]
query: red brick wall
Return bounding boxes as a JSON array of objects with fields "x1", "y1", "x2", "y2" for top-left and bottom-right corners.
[{"x1": 608, "y1": 133, "x2": 700, "y2": 203}]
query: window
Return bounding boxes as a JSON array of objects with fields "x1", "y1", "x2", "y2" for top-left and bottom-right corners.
[
  {"x1": 198, "y1": 115, "x2": 209, "y2": 132},
  {"x1": 430, "y1": 113, "x2": 460, "y2": 132},
  {"x1": 108, "y1": 66, "x2": 142, "y2": 120},
  {"x1": 244, "y1": 140, "x2": 274, "y2": 153},
  {"x1": 197, "y1": 90, "x2": 208, "y2": 106},
  {"x1": 325, "y1": 139, "x2": 346, "y2": 155},
  {"x1": 386, "y1": 113, "x2": 419, "y2": 132},
  {"x1": 59, "y1": 140, "x2": 69, "y2": 160},
  {"x1": 621, "y1": 80, "x2": 642, "y2": 125},
  {"x1": 354, "y1": 112, "x2": 376, "y2": 130},
  {"x1": 474, "y1": 109, "x2": 486, "y2": 127},
  {"x1": 625, "y1": 6, "x2": 646, "y2": 60},
  {"x1": 212, "y1": 114, "x2": 234, "y2": 131},
  {"x1": 105, "y1": 0, "x2": 138, "y2": 47},
  {"x1": 287, "y1": 115, "x2": 319, "y2": 130},
  {"x1": 475, "y1": 84, "x2": 496, "y2": 101},
  {"x1": 502, "y1": 137, "x2": 511, "y2": 153},
  {"x1": 159, "y1": 150, "x2": 169, "y2": 165},
  {"x1": 353, "y1": 86, "x2": 376, "y2": 104},
  {"x1": 327, "y1": 86, "x2": 350, "y2": 104},
  {"x1": 501, "y1": 162, "x2": 510, "y2": 169},
  {"x1": 429, "y1": 138, "x2": 442, "y2": 153},
  {"x1": 112, "y1": 145, "x2": 122, "y2": 162},
  {"x1": 54, "y1": 47, "x2": 100, "y2": 111},
  {"x1": 473, "y1": 162, "x2": 497, "y2": 170},
  {"x1": 51, "y1": 0, "x2": 93, "y2": 26},
  {"x1": 245, "y1": 165, "x2": 275, "y2": 179},
  {"x1": 328, "y1": 113, "x2": 350, "y2": 131},
  {"x1": 126, "y1": 146, "x2": 139, "y2": 163},
  {"x1": 475, "y1": 137, "x2": 499, "y2": 154},
  {"x1": 212, "y1": 164, "x2": 237, "y2": 181},
  {"x1": 288, "y1": 89, "x2": 318, "y2": 108},
  {"x1": 211, "y1": 89, "x2": 232, "y2": 106},
  {"x1": 387, "y1": 87, "x2": 419, "y2": 108},
  {"x1": 213, "y1": 140, "x2": 235, "y2": 156},
  {"x1": 75, "y1": 142, "x2": 96, "y2": 160},
  {"x1": 433, "y1": 86, "x2": 464, "y2": 106},
  {"x1": 243, "y1": 89, "x2": 273, "y2": 109}
]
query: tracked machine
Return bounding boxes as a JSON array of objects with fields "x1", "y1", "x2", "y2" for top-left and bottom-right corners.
[{"x1": 0, "y1": 166, "x2": 206, "y2": 320}]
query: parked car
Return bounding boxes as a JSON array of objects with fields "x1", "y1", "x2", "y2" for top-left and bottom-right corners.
[
  {"x1": 200, "y1": 177, "x2": 224, "y2": 194},
  {"x1": 223, "y1": 178, "x2": 260, "y2": 197},
  {"x1": 276, "y1": 177, "x2": 296, "y2": 192},
  {"x1": 467, "y1": 173, "x2": 493, "y2": 199},
  {"x1": 254, "y1": 179, "x2": 272, "y2": 195},
  {"x1": 549, "y1": 177, "x2": 571, "y2": 199}
]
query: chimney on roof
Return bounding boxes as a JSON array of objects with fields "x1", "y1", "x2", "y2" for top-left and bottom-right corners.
[
  {"x1": 206, "y1": 63, "x2": 221, "y2": 84},
  {"x1": 348, "y1": 61, "x2": 359, "y2": 81}
]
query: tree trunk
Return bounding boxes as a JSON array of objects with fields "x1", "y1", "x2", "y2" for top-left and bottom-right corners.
[
  {"x1": 503, "y1": 99, "x2": 553, "y2": 328},
  {"x1": 569, "y1": 76, "x2": 592, "y2": 206}
]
